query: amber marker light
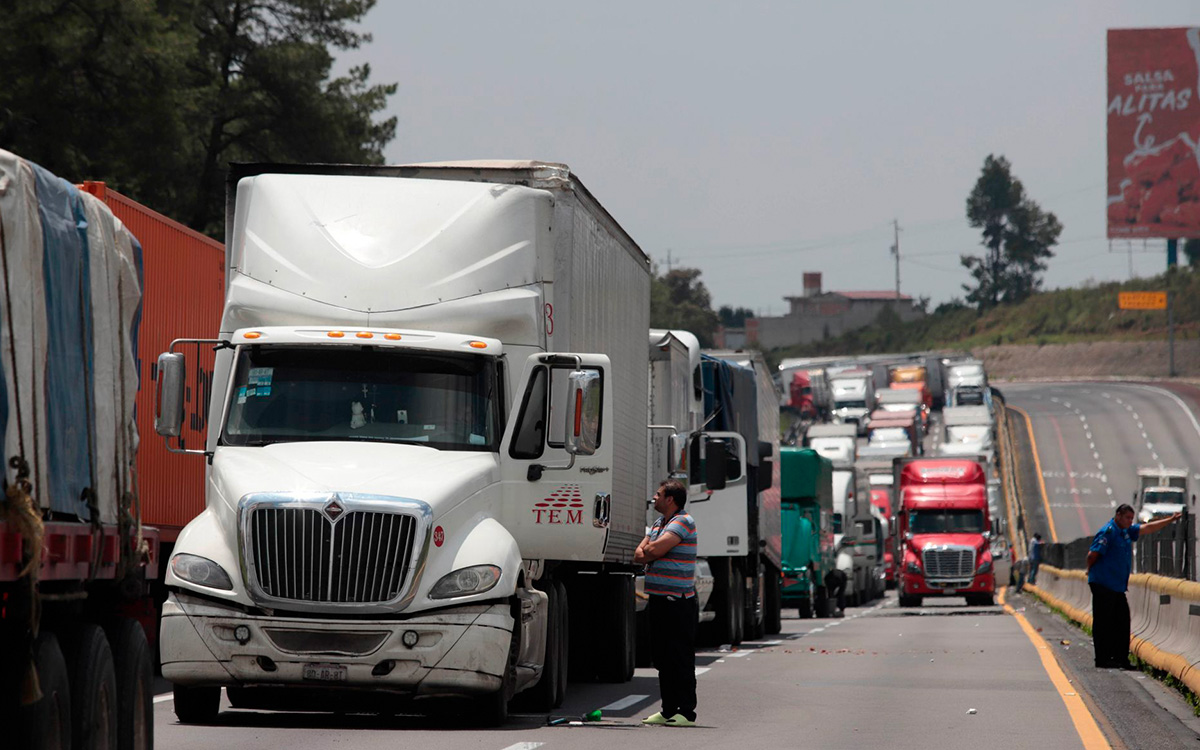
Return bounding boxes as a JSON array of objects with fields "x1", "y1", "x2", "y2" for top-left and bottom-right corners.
[
  {"x1": 383, "y1": 333, "x2": 402, "y2": 341},
  {"x1": 243, "y1": 331, "x2": 262, "y2": 339},
  {"x1": 468, "y1": 341, "x2": 488, "y2": 349},
  {"x1": 356, "y1": 331, "x2": 374, "y2": 339},
  {"x1": 327, "y1": 331, "x2": 345, "y2": 338}
]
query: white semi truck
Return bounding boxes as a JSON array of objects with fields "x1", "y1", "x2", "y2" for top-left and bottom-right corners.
[{"x1": 155, "y1": 161, "x2": 654, "y2": 724}]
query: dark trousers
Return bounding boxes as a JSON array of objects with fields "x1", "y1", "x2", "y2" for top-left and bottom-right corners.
[
  {"x1": 1028, "y1": 560, "x2": 1041, "y2": 585},
  {"x1": 648, "y1": 594, "x2": 698, "y2": 720},
  {"x1": 1090, "y1": 583, "x2": 1131, "y2": 667}
]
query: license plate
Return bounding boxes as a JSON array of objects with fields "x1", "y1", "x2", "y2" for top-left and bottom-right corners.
[{"x1": 302, "y1": 663, "x2": 347, "y2": 682}]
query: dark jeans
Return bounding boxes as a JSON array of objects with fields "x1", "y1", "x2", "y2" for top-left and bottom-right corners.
[
  {"x1": 1090, "y1": 582, "x2": 1131, "y2": 667},
  {"x1": 648, "y1": 594, "x2": 698, "y2": 721},
  {"x1": 825, "y1": 569, "x2": 847, "y2": 611},
  {"x1": 1028, "y1": 560, "x2": 1040, "y2": 585}
]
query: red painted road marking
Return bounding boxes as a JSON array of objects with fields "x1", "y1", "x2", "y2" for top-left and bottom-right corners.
[{"x1": 1049, "y1": 416, "x2": 1091, "y2": 536}]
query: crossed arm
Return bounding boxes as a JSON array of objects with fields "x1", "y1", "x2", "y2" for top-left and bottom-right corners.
[{"x1": 634, "y1": 531, "x2": 681, "y2": 565}]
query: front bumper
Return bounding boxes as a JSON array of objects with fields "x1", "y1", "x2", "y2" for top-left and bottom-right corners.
[
  {"x1": 901, "y1": 571, "x2": 994, "y2": 597},
  {"x1": 160, "y1": 591, "x2": 514, "y2": 697},
  {"x1": 781, "y1": 569, "x2": 814, "y2": 602}
]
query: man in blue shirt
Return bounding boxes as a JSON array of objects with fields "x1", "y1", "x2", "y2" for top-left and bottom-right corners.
[
  {"x1": 1087, "y1": 504, "x2": 1180, "y2": 669},
  {"x1": 635, "y1": 479, "x2": 699, "y2": 727},
  {"x1": 1028, "y1": 533, "x2": 1045, "y2": 585}
]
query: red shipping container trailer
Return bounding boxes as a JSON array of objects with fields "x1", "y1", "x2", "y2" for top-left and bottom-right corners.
[{"x1": 79, "y1": 182, "x2": 225, "y2": 541}]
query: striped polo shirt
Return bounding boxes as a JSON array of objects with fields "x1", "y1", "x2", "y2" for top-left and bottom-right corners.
[{"x1": 645, "y1": 512, "x2": 697, "y2": 598}]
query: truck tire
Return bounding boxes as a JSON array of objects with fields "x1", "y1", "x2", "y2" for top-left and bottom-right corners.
[
  {"x1": 763, "y1": 564, "x2": 782, "y2": 635},
  {"x1": 813, "y1": 586, "x2": 831, "y2": 618},
  {"x1": 898, "y1": 594, "x2": 922, "y2": 608},
  {"x1": 553, "y1": 579, "x2": 569, "y2": 698},
  {"x1": 172, "y1": 685, "x2": 220, "y2": 724},
  {"x1": 966, "y1": 594, "x2": 994, "y2": 607},
  {"x1": 106, "y1": 619, "x2": 153, "y2": 750},
  {"x1": 729, "y1": 562, "x2": 745, "y2": 645},
  {"x1": 19, "y1": 632, "x2": 71, "y2": 750},
  {"x1": 63, "y1": 624, "x2": 118, "y2": 750},
  {"x1": 514, "y1": 579, "x2": 563, "y2": 710},
  {"x1": 744, "y1": 562, "x2": 765, "y2": 641},
  {"x1": 598, "y1": 575, "x2": 635, "y2": 683},
  {"x1": 798, "y1": 599, "x2": 813, "y2": 619}
]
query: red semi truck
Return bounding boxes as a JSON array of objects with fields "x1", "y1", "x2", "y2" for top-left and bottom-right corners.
[{"x1": 894, "y1": 458, "x2": 995, "y2": 607}]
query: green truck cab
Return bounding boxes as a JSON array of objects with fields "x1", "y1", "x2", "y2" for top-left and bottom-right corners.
[{"x1": 780, "y1": 447, "x2": 836, "y2": 618}]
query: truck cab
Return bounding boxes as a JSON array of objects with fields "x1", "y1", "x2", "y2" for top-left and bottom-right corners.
[
  {"x1": 1135, "y1": 467, "x2": 1191, "y2": 523},
  {"x1": 894, "y1": 458, "x2": 995, "y2": 607}
]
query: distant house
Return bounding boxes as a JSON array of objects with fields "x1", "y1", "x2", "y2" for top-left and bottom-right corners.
[{"x1": 714, "y1": 272, "x2": 924, "y2": 350}]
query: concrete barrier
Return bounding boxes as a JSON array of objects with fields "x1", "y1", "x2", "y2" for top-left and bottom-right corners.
[{"x1": 1026, "y1": 565, "x2": 1200, "y2": 696}]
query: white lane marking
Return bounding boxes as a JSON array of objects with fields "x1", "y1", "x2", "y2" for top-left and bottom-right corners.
[
  {"x1": 1142, "y1": 432, "x2": 1149, "y2": 439},
  {"x1": 600, "y1": 694, "x2": 650, "y2": 711},
  {"x1": 1147, "y1": 442, "x2": 1155, "y2": 450},
  {"x1": 695, "y1": 667, "x2": 711, "y2": 676},
  {"x1": 153, "y1": 693, "x2": 174, "y2": 704},
  {"x1": 1089, "y1": 442, "x2": 1095, "y2": 450},
  {"x1": 1106, "y1": 487, "x2": 1114, "y2": 495},
  {"x1": 1124, "y1": 383, "x2": 1200, "y2": 442},
  {"x1": 1093, "y1": 452, "x2": 1100, "y2": 460},
  {"x1": 726, "y1": 650, "x2": 753, "y2": 658},
  {"x1": 761, "y1": 640, "x2": 784, "y2": 645},
  {"x1": 502, "y1": 743, "x2": 544, "y2": 750},
  {"x1": 1153, "y1": 453, "x2": 1160, "y2": 461},
  {"x1": 1085, "y1": 432, "x2": 1093, "y2": 440},
  {"x1": 1138, "y1": 422, "x2": 1144, "y2": 429}
]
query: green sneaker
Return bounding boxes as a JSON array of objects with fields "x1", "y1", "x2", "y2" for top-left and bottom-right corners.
[
  {"x1": 642, "y1": 712, "x2": 669, "y2": 725},
  {"x1": 665, "y1": 714, "x2": 696, "y2": 727}
]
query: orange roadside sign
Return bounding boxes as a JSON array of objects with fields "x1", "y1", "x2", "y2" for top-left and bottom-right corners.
[{"x1": 1118, "y1": 291, "x2": 1167, "y2": 310}]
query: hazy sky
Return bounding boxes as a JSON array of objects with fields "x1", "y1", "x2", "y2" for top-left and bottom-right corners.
[{"x1": 336, "y1": 1, "x2": 1199, "y2": 312}]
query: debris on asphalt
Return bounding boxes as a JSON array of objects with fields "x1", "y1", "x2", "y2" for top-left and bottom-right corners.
[{"x1": 967, "y1": 708, "x2": 977, "y2": 715}]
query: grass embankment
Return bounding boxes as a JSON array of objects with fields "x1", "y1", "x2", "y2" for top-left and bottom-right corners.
[{"x1": 772, "y1": 270, "x2": 1200, "y2": 361}]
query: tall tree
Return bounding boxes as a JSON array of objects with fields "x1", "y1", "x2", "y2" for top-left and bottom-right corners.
[
  {"x1": 0, "y1": 0, "x2": 396, "y2": 236},
  {"x1": 1183, "y1": 238, "x2": 1200, "y2": 267},
  {"x1": 181, "y1": 0, "x2": 397, "y2": 234},
  {"x1": 961, "y1": 155, "x2": 1062, "y2": 309},
  {"x1": 650, "y1": 267, "x2": 721, "y2": 347},
  {"x1": 717, "y1": 305, "x2": 755, "y2": 327}
]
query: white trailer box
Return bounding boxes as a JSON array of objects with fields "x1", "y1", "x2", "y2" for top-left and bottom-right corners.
[{"x1": 159, "y1": 161, "x2": 651, "y2": 721}]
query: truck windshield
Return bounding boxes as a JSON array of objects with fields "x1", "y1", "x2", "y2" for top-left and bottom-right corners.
[
  {"x1": 220, "y1": 345, "x2": 501, "y2": 451},
  {"x1": 1143, "y1": 489, "x2": 1184, "y2": 505},
  {"x1": 908, "y1": 509, "x2": 984, "y2": 534}
]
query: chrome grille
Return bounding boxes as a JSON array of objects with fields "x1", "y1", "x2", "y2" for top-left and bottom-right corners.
[
  {"x1": 249, "y1": 507, "x2": 418, "y2": 604},
  {"x1": 922, "y1": 547, "x2": 975, "y2": 579}
]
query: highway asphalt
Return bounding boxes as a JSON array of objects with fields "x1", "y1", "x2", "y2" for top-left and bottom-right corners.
[
  {"x1": 1002, "y1": 382, "x2": 1200, "y2": 544},
  {"x1": 151, "y1": 592, "x2": 1126, "y2": 749}
]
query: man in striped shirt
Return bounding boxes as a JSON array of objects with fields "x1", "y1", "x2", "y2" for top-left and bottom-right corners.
[{"x1": 635, "y1": 479, "x2": 698, "y2": 727}]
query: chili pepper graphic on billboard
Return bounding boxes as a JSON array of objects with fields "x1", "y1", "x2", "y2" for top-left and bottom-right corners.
[{"x1": 1107, "y1": 28, "x2": 1200, "y2": 238}]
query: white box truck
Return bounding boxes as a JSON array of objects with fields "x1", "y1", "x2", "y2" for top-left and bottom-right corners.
[{"x1": 155, "y1": 161, "x2": 651, "y2": 724}]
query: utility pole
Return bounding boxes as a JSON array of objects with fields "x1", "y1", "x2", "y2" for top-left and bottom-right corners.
[
  {"x1": 890, "y1": 219, "x2": 901, "y2": 299},
  {"x1": 665, "y1": 249, "x2": 675, "y2": 273}
]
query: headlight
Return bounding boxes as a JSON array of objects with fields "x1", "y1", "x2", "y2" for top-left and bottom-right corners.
[
  {"x1": 171, "y1": 553, "x2": 234, "y2": 590},
  {"x1": 906, "y1": 561, "x2": 922, "y2": 575},
  {"x1": 976, "y1": 559, "x2": 993, "y2": 575},
  {"x1": 429, "y1": 565, "x2": 502, "y2": 600}
]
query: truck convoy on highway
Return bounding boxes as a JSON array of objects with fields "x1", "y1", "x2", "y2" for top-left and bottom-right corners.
[
  {"x1": 0, "y1": 150, "x2": 231, "y2": 749},
  {"x1": 780, "y1": 448, "x2": 835, "y2": 617},
  {"x1": 1135, "y1": 467, "x2": 1191, "y2": 523},
  {"x1": 694, "y1": 351, "x2": 784, "y2": 643},
  {"x1": 154, "y1": 161, "x2": 670, "y2": 724},
  {"x1": 895, "y1": 458, "x2": 996, "y2": 607}
]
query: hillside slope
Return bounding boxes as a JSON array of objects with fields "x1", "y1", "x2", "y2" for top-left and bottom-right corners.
[{"x1": 772, "y1": 269, "x2": 1200, "y2": 361}]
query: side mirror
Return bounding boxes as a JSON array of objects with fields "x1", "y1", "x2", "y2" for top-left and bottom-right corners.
[
  {"x1": 704, "y1": 438, "x2": 730, "y2": 491},
  {"x1": 155, "y1": 352, "x2": 186, "y2": 438},
  {"x1": 832, "y1": 513, "x2": 843, "y2": 534},
  {"x1": 564, "y1": 369, "x2": 602, "y2": 456},
  {"x1": 669, "y1": 433, "x2": 689, "y2": 476}
]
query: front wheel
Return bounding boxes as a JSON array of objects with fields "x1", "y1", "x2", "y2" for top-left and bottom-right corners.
[
  {"x1": 898, "y1": 594, "x2": 923, "y2": 608},
  {"x1": 965, "y1": 594, "x2": 994, "y2": 607},
  {"x1": 763, "y1": 564, "x2": 782, "y2": 635}
]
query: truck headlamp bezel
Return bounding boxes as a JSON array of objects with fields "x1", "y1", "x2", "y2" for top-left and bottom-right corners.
[
  {"x1": 905, "y1": 561, "x2": 922, "y2": 575},
  {"x1": 428, "y1": 565, "x2": 502, "y2": 600},
  {"x1": 975, "y1": 559, "x2": 993, "y2": 575},
  {"x1": 171, "y1": 553, "x2": 234, "y2": 591}
]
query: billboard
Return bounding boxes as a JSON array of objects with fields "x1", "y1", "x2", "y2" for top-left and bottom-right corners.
[{"x1": 1107, "y1": 28, "x2": 1200, "y2": 239}]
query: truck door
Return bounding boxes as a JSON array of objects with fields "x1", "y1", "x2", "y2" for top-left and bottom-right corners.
[{"x1": 499, "y1": 353, "x2": 615, "y2": 562}]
